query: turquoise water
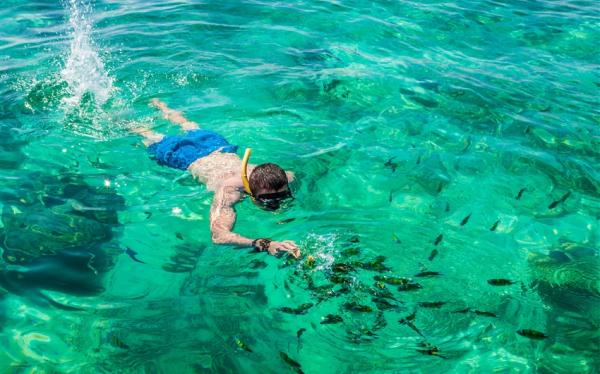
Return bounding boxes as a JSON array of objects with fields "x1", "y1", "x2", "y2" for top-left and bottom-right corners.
[{"x1": 1, "y1": 0, "x2": 599, "y2": 372}]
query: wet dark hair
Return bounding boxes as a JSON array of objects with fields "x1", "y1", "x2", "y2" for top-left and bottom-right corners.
[{"x1": 249, "y1": 163, "x2": 288, "y2": 194}]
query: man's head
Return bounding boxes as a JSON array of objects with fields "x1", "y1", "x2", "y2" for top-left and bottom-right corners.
[{"x1": 249, "y1": 163, "x2": 292, "y2": 210}]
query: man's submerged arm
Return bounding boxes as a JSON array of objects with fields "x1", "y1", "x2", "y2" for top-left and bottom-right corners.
[{"x1": 209, "y1": 185, "x2": 253, "y2": 246}]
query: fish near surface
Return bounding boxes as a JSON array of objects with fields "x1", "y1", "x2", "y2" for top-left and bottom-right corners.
[
  {"x1": 517, "y1": 329, "x2": 548, "y2": 340},
  {"x1": 343, "y1": 302, "x2": 373, "y2": 313},
  {"x1": 428, "y1": 249, "x2": 439, "y2": 261},
  {"x1": 473, "y1": 310, "x2": 497, "y2": 317},
  {"x1": 235, "y1": 337, "x2": 253, "y2": 352},
  {"x1": 278, "y1": 303, "x2": 314, "y2": 315},
  {"x1": 418, "y1": 301, "x2": 446, "y2": 309},
  {"x1": 487, "y1": 278, "x2": 516, "y2": 286},
  {"x1": 331, "y1": 263, "x2": 355, "y2": 274},
  {"x1": 414, "y1": 271, "x2": 441, "y2": 278},
  {"x1": 321, "y1": 314, "x2": 344, "y2": 324},
  {"x1": 398, "y1": 283, "x2": 423, "y2": 291},
  {"x1": 548, "y1": 191, "x2": 572, "y2": 209},
  {"x1": 460, "y1": 213, "x2": 472, "y2": 226},
  {"x1": 516, "y1": 188, "x2": 526, "y2": 200},
  {"x1": 490, "y1": 220, "x2": 500, "y2": 232},
  {"x1": 280, "y1": 352, "x2": 304, "y2": 374},
  {"x1": 399, "y1": 311, "x2": 423, "y2": 337},
  {"x1": 434, "y1": 234, "x2": 443, "y2": 246},
  {"x1": 374, "y1": 275, "x2": 411, "y2": 285}
]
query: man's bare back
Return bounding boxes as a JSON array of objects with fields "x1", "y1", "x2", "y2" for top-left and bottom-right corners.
[{"x1": 133, "y1": 99, "x2": 300, "y2": 258}]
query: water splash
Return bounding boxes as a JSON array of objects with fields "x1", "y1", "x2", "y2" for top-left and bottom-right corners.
[{"x1": 60, "y1": 0, "x2": 113, "y2": 108}]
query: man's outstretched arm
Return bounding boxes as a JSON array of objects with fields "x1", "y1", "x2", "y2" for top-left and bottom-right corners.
[{"x1": 209, "y1": 185, "x2": 300, "y2": 257}]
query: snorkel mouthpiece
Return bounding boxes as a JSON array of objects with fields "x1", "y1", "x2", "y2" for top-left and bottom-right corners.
[{"x1": 241, "y1": 148, "x2": 252, "y2": 195}]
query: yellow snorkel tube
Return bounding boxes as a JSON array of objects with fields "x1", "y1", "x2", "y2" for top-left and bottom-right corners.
[{"x1": 241, "y1": 148, "x2": 253, "y2": 195}]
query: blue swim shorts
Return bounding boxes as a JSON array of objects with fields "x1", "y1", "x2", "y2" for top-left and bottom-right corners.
[{"x1": 148, "y1": 129, "x2": 238, "y2": 170}]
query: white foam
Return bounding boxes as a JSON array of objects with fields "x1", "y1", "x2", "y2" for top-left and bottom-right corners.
[{"x1": 60, "y1": 0, "x2": 113, "y2": 108}]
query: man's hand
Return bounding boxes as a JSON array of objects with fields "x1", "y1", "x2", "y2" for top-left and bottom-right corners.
[{"x1": 267, "y1": 240, "x2": 300, "y2": 258}]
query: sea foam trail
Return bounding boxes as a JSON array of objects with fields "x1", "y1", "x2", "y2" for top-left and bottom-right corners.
[{"x1": 60, "y1": 0, "x2": 113, "y2": 108}]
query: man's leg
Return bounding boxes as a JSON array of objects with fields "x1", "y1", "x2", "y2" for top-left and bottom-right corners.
[
  {"x1": 150, "y1": 98, "x2": 199, "y2": 131},
  {"x1": 131, "y1": 127, "x2": 164, "y2": 147}
]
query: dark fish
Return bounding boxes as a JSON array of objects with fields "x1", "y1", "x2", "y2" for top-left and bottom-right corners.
[
  {"x1": 248, "y1": 259, "x2": 268, "y2": 269},
  {"x1": 490, "y1": 220, "x2": 500, "y2": 232},
  {"x1": 437, "y1": 182, "x2": 444, "y2": 193},
  {"x1": 515, "y1": 188, "x2": 526, "y2": 200},
  {"x1": 329, "y1": 275, "x2": 352, "y2": 285},
  {"x1": 548, "y1": 191, "x2": 571, "y2": 209},
  {"x1": 517, "y1": 329, "x2": 548, "y2": 340},
  {"x1": 343, "y1": 302, "x2": 373, "y2": 313},
  {"x1": 417, "y1": 345, "x2": 446, "y2": 359},
  {"x1": 144, "y1": 211, "x2": 152, "y2": 219},
  {"x1": 321, "y1": 314, "x2": 344, "y2": 324},
  {"x1": 410, "y1": 96, "x2": 438, "y2": 108},
  {"x1": 355, "y1": 260, "x2": 391, "y2": 273},
  {"x1": 389, "y1": 190, "x2": 393, "y2": 202},
  {"x1": 175, "y1": 232, "x2": 184, "y2": 240},
  {"x1": 392, "y1": 233, "x2": 402, "y2": 244},
  {"x1": 416, "y1": 155, "x2": 422, "y2": 165},
  {"x1": 372, "y1": 297, "x2": 396, "y2": 310},
  {"x1": 109, "y1": 334, "x2": 130, "y2": 350},
  {"x1": 332, "y1": 263, "x2": 355, "y2": 274},
  {"x1": 434, "y1": 234, "x2": 443, "y2": 246},
  {"x1": 414, "y1": 271, "x2": 441, "y2": 278},
  {"x1": 373, "y1": 311, "x2": 388, "y2": 331},
  {"x1": 278, "y1": 303, "x2": 314, "y2": 315},
  {"x1": 341, "y1": 247, "x2": 360, "y2": 256},
  {"x1": 418, "y1": 301, "x2": 446, "y2": 309},
  {"x1": 460, "y1": 213, "x2": 472, "y2": 226},
  {"x1": 399, "y1": 312, "x2": 423, "y2": 337},
  {"x1": 296, "y1": 328, "x2": 306, "y2": 339},
  {"x1": 277, "y1": 218, "x2": 296, "y2": 225},
  {"x1": 384, "y1": 157, "x2": 398, "y2": 173},
  {"x1": 280, "y1": 352, "x2": 304, "y2": 374},
  {"x1": 445, "y1": 202, "x2": 450, "y2": 212},
  {"x1": 348, "y1": 236, "x2": 360, "y2": 243},
  {"x1": 428, "y1": 249, "x2": 439, "y2": 261},
  {"x1": 487, "y1": 279, "x2": 515, "y2": 286},
  {"x1": 473, "y1": 310, "x2": 497, "y2": 318},
  {"x1": 124, "y1": 247, "x2": 145, "y2": 264},
  {"x1": 374, "y1": 275, "x2": 411, "y2": 285},
  {"x1": 368, "y1": 284, "x2": 396, "y2": 300},
  {"x1": 452, "y1": 307, "x2": 471, "y2": 314},
  {"x1": 397, "y1": 283, "x2": 422, "y2": 291},
  {"x1": 235, "y1": 337, "x2": 253, "y2": 352}
]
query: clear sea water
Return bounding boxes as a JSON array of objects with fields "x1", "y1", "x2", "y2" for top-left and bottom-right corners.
[{"x1": 0, "y1": 0, "x2": 599, "y2": 372}]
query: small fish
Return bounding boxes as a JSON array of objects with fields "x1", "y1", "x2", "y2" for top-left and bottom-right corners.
[
  {"x1": 329, "y1": 275, "x2": 352, "y2": 285},
  {"x1": 473, "y1": 310, "x2": 497, "y2": 318},
  {"x1": 397, "y1": 283, "x2": 422, "y2": 291},
  {"x1": 175, "y1": 232, "x2": 184, "y2": 240},
  {"x1": 392, "y1": 233, "x2": 402, "y2": 244},
  {"x1": 416, "y1": 155, "x2": 421, "y2": 165},
  {"x1": 434, "y1": 234, "x2": 443, "y2": 246},
  {"x1": 372, "y1": 297, "x2": 396, "y2": 310},
  {"x1": 517, "y1": 329, "x2": 548, "y2": 340},
  {"x1": 341, "y1": 247, "x2": 360, "y2": 256},
  {"x1": 373, "y1": 311, "x2": 388, "y2": 331},
  {"x1": 428, "y1": 249, "x2": 439, "y2": 261},
  {"x1": 348, "y1": 236, "x2": 360, "y2": 243},
  {"x1": 445, "y1": 202, "x2": 450, "y2": 212},
  {"x1": 437, "y1": 182, "x2": 444, "y2": 193},
  {"x1": 389, "y1": 190, "x2": 393, "y2": 202},
  {"x1": 124, "y1": 247, "x2": 145, "y2": 264},
  {"x1": 355, "y1": 260, "x2": 391, "y2": 273},
  {"x1": 304, "y1": 255, "x2": 316, "y2": 269},
  {"x1": 515, "y1": 188, "x2": 526, "y2": 200},
  {"x1": 277, "y1": 218, "x2": 296, "y2": 225},
  {"x1": 321, "y1": 314, "x2": 344, "y2": 324},
  {"x1": 278, "y1": 303, "x2": 314, "y2": 315},
  {"x1": 490, "y1": 220, "x2": 500, "y2": 232},
  {"x1": 460, "y1": 213, "x2": 472, "y2": 226},
  {"x1": 280, "y1": 352, "x2": 304, "y2": 374},
  {"x1": 418, "y1": 301, "x2": 446, "y2": 309},
  {"x1": 384, "y1": 157, "x2": 398, "y2": 173},
  {"x1": 144, "y1": 211, "x2": 152, "y2": 219},
  {"x1": 248, "y1": 259, "x2": 268, "y2": 269},
  {"x1": 235, "y1": 337, "x2": 253, "y2": 352},
  {"x1": 487, "y1": 279, "x2": 515, "y2": 286},
  {"x1": 332, "y1": 263, "x2": 355, "y2": 274},
  {"x1": 109, "y1": 334, "x2": 130, "y2": 350},
  {"x1": 452, "y1": 307, "x2": 471, "y2": 314},
  {"x1": 373, "y1": 275, "x2": 411, "y2": 285},
  {"x1": 399, "y1": 312, "x2": 423, "y2": 337},
  {"x1": 417, "y1": 346, "x2": 446, "y2": 359},
  {"x1": 548, "y1": 191, "x2": 571, "y2": 209},
  {"x1": 343, "y1": 302, "x2": 373, "y2": 313},
  {"x1": 414, "y1": 271, "x2": 441, "y2": 278},
  {"x1": 296, "y1": 328, "x2": 306, "y2": 339}
]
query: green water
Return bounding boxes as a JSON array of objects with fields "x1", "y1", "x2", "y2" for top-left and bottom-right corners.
[{"x1": 1, "y1": 0, "x2": 599, "y2": 372}]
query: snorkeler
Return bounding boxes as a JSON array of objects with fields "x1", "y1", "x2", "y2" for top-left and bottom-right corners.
[{"x1": 133, "y1": 99, "x2": 300, "y2": 258}]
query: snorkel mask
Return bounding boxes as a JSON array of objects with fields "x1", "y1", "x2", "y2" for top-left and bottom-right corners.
[{"x1": 241, "y1": 148, "x2": 293, "y2": 211}]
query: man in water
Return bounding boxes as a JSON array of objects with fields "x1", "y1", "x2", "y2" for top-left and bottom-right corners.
[{"x1": 133, "y1": 99, "x2": 300, "y2": 258}]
